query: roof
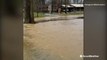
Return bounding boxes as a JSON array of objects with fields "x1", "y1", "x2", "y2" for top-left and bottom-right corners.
[
  {"x1": 62, "y1": 4, "x2": 84, "y2": 8},
  {"x1": 71, "y1": 4, "x2": 84, "y2": 7},
  {"x1": 62, "y1": 5, "x2": 74, "y2": 7}
]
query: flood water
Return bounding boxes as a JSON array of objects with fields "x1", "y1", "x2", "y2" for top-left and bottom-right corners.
[{"x1": 24, "y1": 15, "x2": 83, "y2": 60}]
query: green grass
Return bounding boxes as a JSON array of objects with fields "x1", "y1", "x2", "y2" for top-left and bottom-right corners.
[
  {"x1": 34, "y1": 12, "x2": 45, "y2": 18},
  {"x1": 34, "y1": 11, "x2": 83, "y2": 18},
  {"x1": 60, "y1": 11, "x2": 84, "y2": 16}
]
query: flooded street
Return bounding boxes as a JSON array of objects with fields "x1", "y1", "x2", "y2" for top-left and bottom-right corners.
[{"x1": 24, "y1": 15, "x2": 83, "y2": 60}]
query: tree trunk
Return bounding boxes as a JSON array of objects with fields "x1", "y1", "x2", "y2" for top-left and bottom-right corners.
[
  {"x1": 25, "y1": 0, "x2": 35, "y2": 23},
  {"x1": 51, "y1": 0, "x2": 54, "y2": 14},
  {"x1": 65, "y1": 0, "x2": 67, "y2": 14}
]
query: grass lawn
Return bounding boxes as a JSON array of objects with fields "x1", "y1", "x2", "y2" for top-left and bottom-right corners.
[
  {"x1": 34, "y1": 12, "x2": 45, "y2": 18},
  {"x1": 34, "y1": 11, "x2": 83, "y2": 18}
]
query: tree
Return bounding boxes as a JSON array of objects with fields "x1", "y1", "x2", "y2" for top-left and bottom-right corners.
[
  {"x1": 24, "y1": 0, "x2": 35, "y2": 23},
  {"x1": 65, "y1": 0, "x2": 67, "y2": 14}
]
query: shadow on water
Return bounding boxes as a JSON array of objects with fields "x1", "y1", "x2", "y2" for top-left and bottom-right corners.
[
  {"x1": 77, "y1": 17, "x2": 84, "y2": 19},
  {"x1": 24, "y1": 40, "x2": 63, "y2": 60},
  {"x1": 31, "y1": 48, "x2": 63, "y2": 60}
]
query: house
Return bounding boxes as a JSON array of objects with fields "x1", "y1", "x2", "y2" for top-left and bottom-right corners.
[
  {"x1": 70, "y1": 4, "x2": 84, "y2": 11},
  {"x1": 33, "y1": 0, "x2": 84, "y2": 12},
  {"x1": 61, "y1": 4, "x2": 84, "y2": 12}
]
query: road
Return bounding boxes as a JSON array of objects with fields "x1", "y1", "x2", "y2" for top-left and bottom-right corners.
[{"x1": 24, "y1": 15, "x2": 83, "y2": 60}]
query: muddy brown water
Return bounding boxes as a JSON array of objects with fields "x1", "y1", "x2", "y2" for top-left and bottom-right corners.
[{"x1": 24, "y1": 16, "x2": 83, "y2": 60}]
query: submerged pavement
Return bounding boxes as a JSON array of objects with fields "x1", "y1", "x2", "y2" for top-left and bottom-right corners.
[{"x1": 24, "y1": 15, "x2": 83, "y2": 60}]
